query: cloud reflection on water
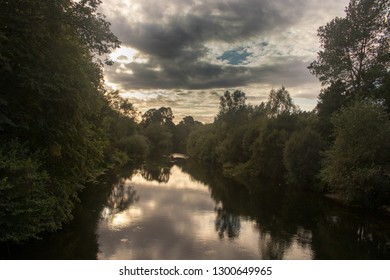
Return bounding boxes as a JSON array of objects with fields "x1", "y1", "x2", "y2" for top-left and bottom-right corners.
[{"x1": 97, "y1": 165, "x2": 313, "y2": 259}]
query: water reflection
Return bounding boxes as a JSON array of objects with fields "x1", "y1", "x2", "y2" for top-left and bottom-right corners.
[
  {"x1": 104, "y1": 181, "x2": 139, "y2": 215},
  {"x1": 215, "y1": 204, "x2": 241, "y2": 240},
  {"x1": 181, "y1": 160, "x2": 390, "y2": 259},
  {"x1": 101, "y1": 180, "x2": 140, "y2": 231},
  {"x1": 1, "y1": 160, "x2": 390, "y2": 259},
  {"x1": 0, "y1": 164, "x2": 138, "y2": 259},
  {"x1": 140, "y1": 164, "x2": 171, "y2": 183},
  {"x1": 97, "y1": 164, "x2": 234, "y2": 259}
]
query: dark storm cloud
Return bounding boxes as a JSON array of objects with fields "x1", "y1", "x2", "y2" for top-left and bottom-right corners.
[
  {"x1": 110, "y1": 0, "x2": 306, "y2": 57},
  {"x1": 106, "y1": 56, "x2": 316, "y2": 90},
  {"x1": 102, "y1": 0, "x2": 316, "y2": 90}
]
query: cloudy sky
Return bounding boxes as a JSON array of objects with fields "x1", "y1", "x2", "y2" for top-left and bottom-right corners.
[{"x1": 99, "y1": 0, "x2": 349, "y2": 123}]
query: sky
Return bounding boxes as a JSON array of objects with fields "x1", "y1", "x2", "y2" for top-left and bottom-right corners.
[{"x1": 99, "y1": 0, "x2": 350, "y2": 123}]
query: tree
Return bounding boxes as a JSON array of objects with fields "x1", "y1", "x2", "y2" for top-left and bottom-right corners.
[
  {"x1": 140, "y1": 107, "x2": 175, "y2": 155},
  {"x1": 219, "y1": 90, "x2": 247, "y2": 114},
  {"x1": 283, "y1": 128, "x2": 325, "y2": 188},
  {"x1": 173, "y1": 116, "x2": 202, "y2": 153},
  {"x1": 143, "y1": 123, "x2": 173, "y2": 155},
  {"x1": 105, "y1": 90, "x2": 138, "y2": 119},
  {"x1": 232, "y1": 88, "x2": 300, "y2": 180},
  {"x1": 266, "y1": 87, "x2": 299, "y2": 117},
  {"x1": 215, "y1": 125, "x2": 249, "y2": 165},
  {"x1": 141, "y1": 107, "x2": 174, "y2": 128},
  {"x1": 308, "y1": 0, "x2": 390, "y2": 98},
  {"x1": 187, "y1": 124, "x2": 219, "y2": 163},
  {"x1": 248, "y1": 117, "x2": 295, "y2": 179},
  {"x1": 216, "y1": 90, "x2": 248, "y2": 124},
  {"x1": 0, "y1": 141, "x2": 55, "y2": 242},
  {"x1": 320, "y1": 100, "x2": 390, "y2": 206},
  {"x1": 116, "y1": 134, "x2": 150, "y2": 162},
  {"x1": 0, "y1": 0, "x2": 120, "y2": 241},
  {"x1": 377, "y1": 73, "x2": 390, "y2": 113},
  {"x1": 314, "y1": 81, "x2": 351, "y2": 139},
  {"x1": 179, "y1": 116, "x2": 197, "y2": 126}
]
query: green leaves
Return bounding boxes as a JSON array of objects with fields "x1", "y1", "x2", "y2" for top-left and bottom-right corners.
[
  {"x1": 265, "y1": 86, "x2": 299, "y2": 118},
  {"x1": 141, "y1": 107, "x2": 175, "y2": 127},
  {"x1": 219, "y1": 90, "x2": 247, "y2": 115},
  {"x1": 69, "y1": 0, "x2": 120, "y2": 64},
  {"x1": 283, "y1": 128, "x2": 324, "y2": 188},
  {"x1": 0, "y1": 140, "x2": 56, "y2": 242},
  {"x1": 0, "y1": 0, "x2": 121, "y2": 242},
  {"x1": 310, "y1": 1, "x2": 390, "y2": 205},
  {"x1": 320, "y1": 100, "x2": 390, "y2": 206},
  {"x1": 309, "y1": 0, "x2": 390, "y2": 97},
  {"x1": 188, "y1": 87, "x2": 303, "y2": 181}
]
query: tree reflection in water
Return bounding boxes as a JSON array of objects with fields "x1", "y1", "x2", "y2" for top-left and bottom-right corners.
[
  {"x1": 214, "y1": 204, "x2": 240, "y2": 239},
  {"x1": 140, "y1": 164, "x2": 171, "y2": 183},
  {"x1": 0, "y1": 164, "x2": 140, "y2": 259},
  {"x1": 3, "y1": 160, "x2": 390, "y2": 259},
  {"x1": 101, "y1": 179, "x2": 139, "y2": 221},
  {"x1": 258, "y1": 232, "x2": 288, "y2": 260},
  {"x1": 179, "y1": 159, "x2": 390, "y2": 259}
]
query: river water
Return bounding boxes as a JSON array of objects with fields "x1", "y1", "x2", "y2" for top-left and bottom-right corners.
[{"x1": 2, "y1": 160, "x2": 390, "y2": 259}]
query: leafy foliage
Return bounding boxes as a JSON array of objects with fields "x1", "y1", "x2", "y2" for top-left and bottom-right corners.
[
  {"x1": 141, "y1": 107, "x2": 175, "y2": 128},
  {"x1": 173, "y1": 116, "x2": 202, "y2": 153},
  {"x1": 187, "y1": 124, "x2": 219, "y2": 163},
  {"x1": 308, "y1": 0, "x2": 390, "y2": 206},
  {"x1": 188, "y1": 87, "x2": 303, "y2": 180},
  {"x1": 140, "y1": 107, "x2": 177, "y2": 155},
  {"x1": 308, "y1": 0, "x2": 390, "y2": 97},
  {"x1": 218, "y1": 90, "x2": 247, "y2": 115},
  {"x1": 320, "y1": 100, "x2": 390, "y2": 206},
  {"x1": 0, "y1": 141, "x2": 54, "y2": 242},
  {"x1": 284, "y1": 128, "x2": 325, "y2": 188},
  {"x1": 266, "y1": 86, "x2": 299, "y2": 117},
  {"x1": 0, "y1": 0, "x2": 124, "y2": 242}
]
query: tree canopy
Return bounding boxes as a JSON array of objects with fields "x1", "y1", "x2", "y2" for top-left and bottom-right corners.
[
  {"x1": 141, "y1": 107, "x2": 175, "y2": 127},
  {"x1": 308, "y1": 0, "x2": 390, "y2": 98},
  {"x1": 266, "y1": 86, "x2": 299, "y2": 117},
  {"x1": 0, "y1": 0, "x2": 121, "y2": 242},
  {"x1": 320, "y1": 100, "x2": 390, "y2": 206},
  {"x1": 219, "y1": 90, "x2": 247, "y2": 115}
]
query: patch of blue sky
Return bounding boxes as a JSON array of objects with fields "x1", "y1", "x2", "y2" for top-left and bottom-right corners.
[{"x1": 217, "y1": 47, "x2": 253, "y2": 65}]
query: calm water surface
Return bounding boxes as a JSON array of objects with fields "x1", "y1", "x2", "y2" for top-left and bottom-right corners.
[
  {"x1": 2, "y1": 160, "x2": 390, "y2": 259},
  {"x1": 98, "y1": 165, "x2": 262, "y2": 259}
]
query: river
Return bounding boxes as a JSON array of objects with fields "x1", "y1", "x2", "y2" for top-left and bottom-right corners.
[{"x1": 2, "y1": 159, "x2": 390, "y2": 259}]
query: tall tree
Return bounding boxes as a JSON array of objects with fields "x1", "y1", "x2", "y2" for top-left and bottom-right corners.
[
  {"x1": 216, "y1": 90, "x2": 251, "y2": 126},
  {"x1": 141, "y1": 107, "x2": 174, "y2": 128},
  {"x1": 218, "y1": 90, "x2": 247, "y2": 115},
  {"x1": 266, "y1": 86, "x2": 299, "y2": 117},
  {"x1": 308, "y1": 0, "x2": 390, "y2": 98},
  {"x1": 315, "y1": 81, "x2": 350, "y2": 137},
  {"x1": 141, "y1": 107, "x2": 175, "y2": 154}
]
